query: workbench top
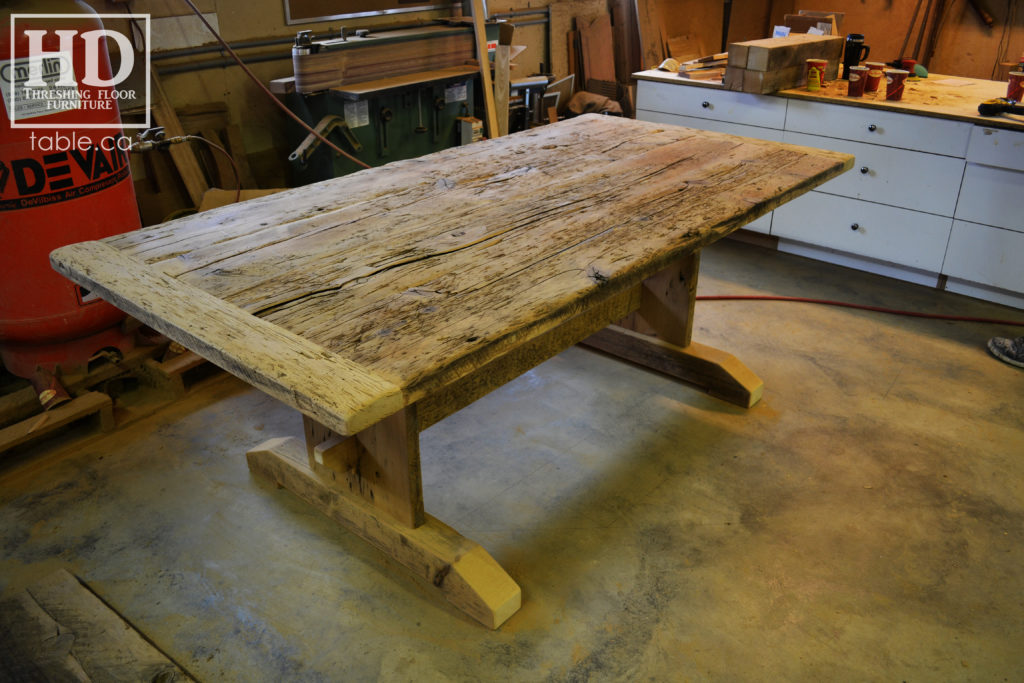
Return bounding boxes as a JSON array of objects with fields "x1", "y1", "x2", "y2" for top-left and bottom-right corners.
[{"x1": 634, "y1": 69, "x2": 1024, "y2": 132}]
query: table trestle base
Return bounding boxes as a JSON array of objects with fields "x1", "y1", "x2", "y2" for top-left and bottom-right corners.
[{"x1": 246, "y1": 436, "x2": 521, "y2": 629}]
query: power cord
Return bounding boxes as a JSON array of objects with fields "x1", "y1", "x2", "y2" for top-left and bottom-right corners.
[
  {"x1": 696, "y1": 295, "x2": 1024, "y2": 327},
  {"x1": 131, "y1": 129, "x2": 241, "y2": 204},
  {"x1": 180, "y1": 0, "x2": 372, "y2": 170}
]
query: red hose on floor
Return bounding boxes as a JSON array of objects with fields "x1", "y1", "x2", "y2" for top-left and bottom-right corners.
[{"x1": 695, "y1": 295, "x2": 1024, "y2": 327}]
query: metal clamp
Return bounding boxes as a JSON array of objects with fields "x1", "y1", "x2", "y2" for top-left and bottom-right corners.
[{"x1": 288, "y1": 115, "x2": 363, "y2": 166}]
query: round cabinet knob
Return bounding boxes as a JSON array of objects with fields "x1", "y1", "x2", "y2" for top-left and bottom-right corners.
[
  {"x1": 851, "y1": 223, "x2": 860, "y2": 231},
  {"x1": 867, "y1": 124, "x2": 877, "y2": 132},
  {"x1": 701, "y1": 101, "x2": 711, "y2": 108},
  {"x1": 860, "y1": 166, "x2": 870, "y2": 174}
]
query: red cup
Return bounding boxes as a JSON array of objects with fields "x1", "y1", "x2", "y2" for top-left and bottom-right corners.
[
  {"x1": 885, "y1": 68, "x2": 909, "y2": 101},
  {"x1": 901, "y1": 58, "x2": 917, "y2": 74},
  {"x1": 864, "y1": 62, "x2": 885, "y2": 93},
  {"x1": 847, "y1": 66, "x2": 868, "y2": 97},
  {"x1": 865, "y1": 69, "x2": 882, "y2": 93},
  {"x1": 806, "y1": 58, "x2": 828, "y2": 90},
  {"x1": 1008, "y1": 71, "x2": 1024, "y2": 102}
]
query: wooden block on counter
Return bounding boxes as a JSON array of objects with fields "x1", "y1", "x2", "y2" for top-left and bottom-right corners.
[
  {"x1": 728, "y1": 34, "x2": 842, "y2": 73},
  {"x1": 753, "y1": 64, "x2": 805, "y2": 93}
]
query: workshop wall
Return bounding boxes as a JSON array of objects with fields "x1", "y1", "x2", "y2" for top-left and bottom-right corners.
[
  {"x1": 767, "y1": 0, "x2": 1022, "y2": 80},
  {"x1": 82, "y1": 0, "x2": 1018, "y2": 223}
]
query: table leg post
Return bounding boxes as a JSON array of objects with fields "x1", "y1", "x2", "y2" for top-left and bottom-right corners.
[
  {"x1": 247, "y1": 410, "x2": 521, "y2": 629},
  {"x1": 583, "y1": 250, "x2": 764, "y2": 408},
  {"x1": 302, "y1": 408, "x2": 425, "y2": 528}
]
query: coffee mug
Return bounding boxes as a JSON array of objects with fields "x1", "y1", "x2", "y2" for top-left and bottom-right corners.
[{"x1": 843, "y1": 34, "x2": 871, "y2": 78}]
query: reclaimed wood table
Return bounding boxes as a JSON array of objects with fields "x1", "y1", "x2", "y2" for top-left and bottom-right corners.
[{"x1": 51, "y1": 115, "x2": 852, "y2": 629}]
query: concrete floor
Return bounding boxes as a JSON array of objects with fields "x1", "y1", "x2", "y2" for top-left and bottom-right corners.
[{"x1": 1, "y1": 239, "x2": 1022, "y2": 681}]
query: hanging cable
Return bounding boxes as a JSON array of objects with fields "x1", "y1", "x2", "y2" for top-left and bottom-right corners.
[
  {"x1": 180, "y1": 0, "x2": 371, "y2": 170},
  {"x1": 695, "y1": 295, "x2": 1024, "y2": 327},
  {"x1": 186, "y1": 135, "x2": 241, "y2": 204}
]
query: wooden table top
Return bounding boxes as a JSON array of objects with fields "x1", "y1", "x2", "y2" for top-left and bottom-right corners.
[
  {"x1": 52, "y1": 115, "x2": 851, "y2": 436},
  {"x1": 634, "y1": 69, "x2": 1024, "y2": 132}
]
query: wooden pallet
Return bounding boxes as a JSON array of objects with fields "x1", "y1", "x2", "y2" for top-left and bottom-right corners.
[
  {"x1": 0, "y1": 392, "x2": 114, "y2": 456},
  {"x1": 0, "y1": 345, "x2": 216, "y2": 456}
]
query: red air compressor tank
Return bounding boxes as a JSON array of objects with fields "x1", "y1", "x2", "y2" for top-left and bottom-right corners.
[{"x1": 0, "y1": 0, "x2": 141, "y2": 380}]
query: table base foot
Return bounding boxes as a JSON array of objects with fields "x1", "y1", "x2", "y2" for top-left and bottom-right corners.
[
  {"x1": 582, "y1": 325, "x2": 764, "y2": 408},
  {"x1": 246, "y1": 437, "x2": 522, "y2": 629}
]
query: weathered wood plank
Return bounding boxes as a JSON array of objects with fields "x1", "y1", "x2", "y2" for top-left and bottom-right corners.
[
  {"x1": 617, "y1": 252, "x2": 699, "y2": 348},
  {"x1": 0, "y1": 569, "x2": 193, "y2": 681},
  {"x1": 0, "y1": 392, "x2": 113, "y2": 456},
  {"x1": 582, "y1": 325, "x2": 764, "y2": 407},
  {"x1": 470, "y1": 0, "x2": 499, "y2": 139},
  {"x1": 417, "y1": 284, "x2": 641, "y2": 430},
  {"x1": 247, "y1": 437, "x2": 521, "y2": 629},
  {"x1": 304, "y1": 406, "x2": 425, "y2": 528},
  {"x1": 49, "y1": 242, "x2": 403, "y2": 437},
  {"x1": 66, "y1": 115, "x2": 850, "y2": 410}
]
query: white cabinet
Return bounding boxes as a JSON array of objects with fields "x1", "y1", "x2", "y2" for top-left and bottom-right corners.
[
  {"x1": 944, "y1": 221, "x2": 1024, "y2": 295},
  {"x1": 784, "y1": 100, "x2": 972, "y2": 157},
  {"x1": 941, "y1": 126, "x2": 1024, "y2": 305},
  {"x1": 636, "y1": 80, "x2": 787, "y2": 130},
  {"x1": 953, "y1": 159, "x2": 1023, "y2": 230},
  {"x1": 772, "y1": 193, "x2": 953, "y2": 272},
  {"x1": 634, "y1": 72, "x2": 1023, "y2": 308},
  {"x1": 781, "y1": 131, "x2": 966, "y2": 216},
  {"x1": 964, "y1": 125, "x2": 1024, "y2": 170},
  {"x1": 774, "y1": 104, "x2": 964, "y2": 275}
]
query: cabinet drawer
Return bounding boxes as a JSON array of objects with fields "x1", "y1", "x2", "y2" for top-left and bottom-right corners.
[
  {"x1": 772, "y1": 192, "x2": 952, "y2": 271},
  {"x1": 637, "y1": 109, "x2": 784, "y2": 141},
  {"x1": 943, "y1": 220, "x2": 1024, "y2": 292},
  {"x1": 954, "y1": 163, "x2": 1023, "y2": 231},
  {"x1": 636, "y1": 81, "x2": 787, "y2": 128},
  {"x1": 782, "y1": 131, "x2": 965, "y2": 215},
  {"x1": 966, "y1": 126, "x2": 1024, "y2": 172},
  {"x1": 784, "y1": 100, "x2": 972, "y2": 157}
]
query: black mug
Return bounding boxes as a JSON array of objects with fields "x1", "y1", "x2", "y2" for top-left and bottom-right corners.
[{"x1": 843, "y1": 34, "x2": 870, "y2": 78}]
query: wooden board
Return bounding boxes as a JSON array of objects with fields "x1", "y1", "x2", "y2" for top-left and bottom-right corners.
[
  {"x1": 725, "y1": 63, "x2": 807, "y2": 94},
  {"x1": 330, "y1": 65, "x2": 478, "y2": 100},
  {"x1": 729, "y1": 34, "x2": 839, "y2": 73},
  {"x1": 0, "y1": 569, "x2": 192, "y2": 681},
  {"x1": 0, "y1": 392, "x2": 113, "y2": 456},
  {"x1": 727, "y1": 34, "x2": 843, "y2": 73},
  {"x1": 724, "y1": 35, "x2": 843, "y2": 93},
  {"x1": 610, "y1": 0, "x2": 642, "y2": 86},
  {"x1": 470, "y1": 0, "x2": 499, "y2": 139},
  {"x1": 634, "y1": 0, "x2": 667, "y2": 69},
  {"x1": 293, "y1": 28, "x2": 475, "y2": 93},
  {"x1": 548, "y1": 0, "x2": 608, "y2": 79},
  {"x1": 52, "y1": 115, "x2": 852, "y2": 434},
  {"x1": 579, "y1": 14, "x2": 616, "y2": 84},
  {"x1": 150, "y1": 68, "x2": 208, "y2": 207}
]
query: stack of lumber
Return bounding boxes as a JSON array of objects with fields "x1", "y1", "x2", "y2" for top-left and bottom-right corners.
[
  {"x1": 549, "y1": 0, "x2": 641, "y2": 114},
  {"x1": 294, "y1": 30, "x2": 475, "y2": 93},
  {"x1": 724, "y1": 34, "x2": 843, "y2": 94},
  {"x1": 677, "y1": 52, "x2": 727, "y2": 81}
]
